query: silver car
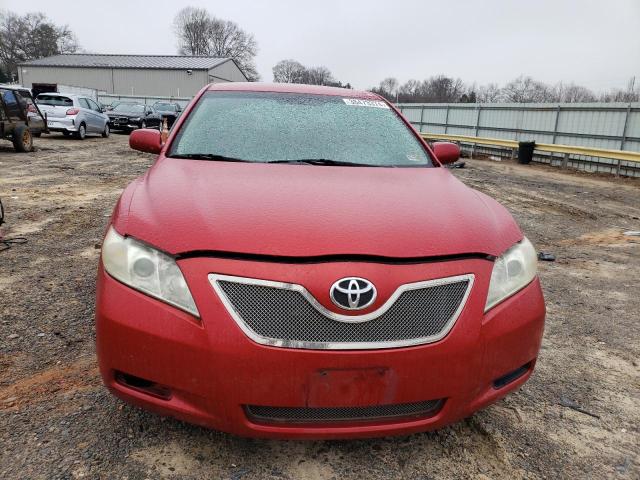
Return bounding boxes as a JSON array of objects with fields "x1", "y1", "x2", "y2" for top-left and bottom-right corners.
[{"x1": 36, "y1": 93, "x2": 110, "y2": 139}]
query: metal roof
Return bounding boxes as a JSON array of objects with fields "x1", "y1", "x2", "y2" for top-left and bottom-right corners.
[{"x1": 19, "y1": 54, "x2": 229, "y2": 70}]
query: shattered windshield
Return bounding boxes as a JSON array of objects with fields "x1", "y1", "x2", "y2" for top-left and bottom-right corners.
[{"x1": 168, "y1": 91, "x2": 433, "y2": 167}]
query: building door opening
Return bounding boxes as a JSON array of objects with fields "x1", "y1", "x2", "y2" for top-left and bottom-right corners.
[{"x1": 31, "y1": 83, "x2": 58, "y2": 97}]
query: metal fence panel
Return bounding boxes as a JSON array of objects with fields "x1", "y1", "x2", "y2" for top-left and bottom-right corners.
[
  {"x1": 401, "y1": 107, "x2": 423, "y2": 124},
  {"x1": 557, "y1": 109, "x2": 625, "y2": 137},
  {"x1": 397, "y1": 102, "x2": 640, "y2": 176},
  {"x1": 423, "y1": 107, "x2": 448, "y2": 126},
  {"x1": 625, "y1": 111, "x2": 640, "y2": 142},
  {"x1": 447, "y1": 107, "x2": 477, "y2": 127},
  {"x1": 521, "y1": 110, "x2": 555, "y2": 132}
]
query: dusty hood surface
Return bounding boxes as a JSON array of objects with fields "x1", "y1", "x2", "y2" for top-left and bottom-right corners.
[{"x1": 117, "y1": 159, "x2": 522, "y2": 258}]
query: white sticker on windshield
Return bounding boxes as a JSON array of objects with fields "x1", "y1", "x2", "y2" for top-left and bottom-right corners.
[{"x1": 343, "y1": 98, "x2": 390, "y2": 109}]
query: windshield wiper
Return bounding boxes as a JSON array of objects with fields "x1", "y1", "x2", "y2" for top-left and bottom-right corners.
[
  {"x1": 266, "y1": 159, "x2": 382, "y2": 167},
  {"x1": 169, "y1": 153, "x2": 250, "y2": 162},
  {"x1": 169, "y1": 155, "x2": 392, "y2": 167}
]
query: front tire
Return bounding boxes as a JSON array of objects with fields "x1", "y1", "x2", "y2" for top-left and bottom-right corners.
[
  {"x1": 102, "y1": 123, "x2": 110, "y2": 138},
  {"x1": 75, "y1": 123, "x2": 86, "y2": 140},
  {"x1": 13, "y1": 125, "x2": 33, "y2": 152}
]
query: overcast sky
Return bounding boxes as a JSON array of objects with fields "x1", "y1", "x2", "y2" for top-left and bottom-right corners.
[{"x1": 8, "y1": 0, "x2": 640, "y2": 91}]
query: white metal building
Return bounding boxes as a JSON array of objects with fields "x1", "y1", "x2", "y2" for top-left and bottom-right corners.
[{"x1": 17, "y1": 54, "x2": 248, "y2": 98}]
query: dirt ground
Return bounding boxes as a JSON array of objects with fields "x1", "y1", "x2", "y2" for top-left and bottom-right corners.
[{"x1": 0, "y1": 133, "x2": 638, "y2": 480}]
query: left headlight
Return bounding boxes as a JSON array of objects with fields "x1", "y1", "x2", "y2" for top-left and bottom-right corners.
[
  {"x1": 485, "y1": 237, "x2": 537, "y2": 312},
  {"x1": 101, "y1": 226, "x2": 199, "y2": 317}
]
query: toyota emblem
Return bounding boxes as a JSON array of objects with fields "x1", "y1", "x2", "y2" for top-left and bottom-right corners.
[{"x1": 330, "y1": 277, "x2": 377, "y2": 310}]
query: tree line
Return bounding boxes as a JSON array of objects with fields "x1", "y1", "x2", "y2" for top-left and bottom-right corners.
[
  {"x1": 0, "y1": 10, "x2": 79, "y2": 82},
  {"x1": 271, "y1": 59, "x2": 351, "y2": 88},
  {"x1": 370, "y1": 75, "x2": 640, "y2": 104}
]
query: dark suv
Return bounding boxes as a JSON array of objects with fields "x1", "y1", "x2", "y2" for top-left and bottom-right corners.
[
  {"x1": 152, "y1": 102, "x2": 182, "y2": 127},
  {"x1": 1, "y1": 85, "x2": 47, "y2": 152}
]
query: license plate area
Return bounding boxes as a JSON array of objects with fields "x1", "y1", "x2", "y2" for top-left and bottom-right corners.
[{"x1": 306, "y1": 367, "x2": 395, "y2": 407}]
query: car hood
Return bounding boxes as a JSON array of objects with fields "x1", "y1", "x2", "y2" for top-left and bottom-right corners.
[{"x1": 117, "y1": 159, "x2": 522, "y2": 258}]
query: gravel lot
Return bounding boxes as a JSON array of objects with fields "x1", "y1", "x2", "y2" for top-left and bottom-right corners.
[{"x1": 1, "y1": 133, "x2": 638, "y2": 479}]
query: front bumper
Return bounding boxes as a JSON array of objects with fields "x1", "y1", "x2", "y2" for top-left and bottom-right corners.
[
  {"x1": 109, "y1": 120, "x2": 140, "y2": 130},
  {"x1": 95, "y1": 256, "x2": 545, "y2": 439}
]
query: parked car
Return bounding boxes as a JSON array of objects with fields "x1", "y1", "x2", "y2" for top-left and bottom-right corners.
[
  {"x1": 96, "y1": 83, "x2": 545, "y2": 439},
  {"x1": 36, "y1": 93, "x2": 110, "y2": 139},
  {"x1": 1, "y1": 84, "x2": 47, "y2": 152},
  {"x1": 152, "y1": 102, "x2": 182, "y2": 127},
  {"x1": 107, "y1": 103, "x2": 162, "y2": 132}
]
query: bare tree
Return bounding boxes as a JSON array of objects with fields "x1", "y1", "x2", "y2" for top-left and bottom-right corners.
[
  {"x1": 600, "y1": 77, "x2": 639, "y2": 102},
  {"x1": 422, "y1": 75, "x2": 465, "y2": 102},
  {"x1": 173, "y1": 7, "x2": 260, "y2": 81},
  {"x1": 398, "y1": 79, "x2": 421, "y2": 102},
  {"x1": 303, "y1": 66, "x2": 335, "y2": 86},
  {"x1": 272, "y1": 59, "x2": 306, "y2": 83},
  {"x1": 502, "y1": 76, "x2": 553, "y2": 103},
  {"x1": 553, "y1": 82, "x2": 597, "y2": 103},
  {"x1": 370, "y1": 77, "x2": 399, "y2": 101},
  {"x1": 206, "y1": 18, "x2": 259, "y2": 81},
  {"x1": 272, "y1": 60, "x2": 348, "y2": 87},
  {"x1": 0, "y1": 10, "x2": 79, "y2": 80},
  {"x1": 477, "y1": 83, "x2": 501, "y2": 103},
  {"x1": 173, "y1": 7, "x2": 211, "y2": 56}
]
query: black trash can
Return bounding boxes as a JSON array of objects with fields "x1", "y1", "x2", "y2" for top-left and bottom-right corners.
[{"x1": 518, "y1": 141, "x2": 535, "y2": 164}]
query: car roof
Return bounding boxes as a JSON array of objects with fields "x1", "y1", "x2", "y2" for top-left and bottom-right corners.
[
  {"x1": 206, "y1": 82, "x2": 382, "y2": 100},
  {"x1": 0, "y1": 84, "x2": 31, "y2": 93}
]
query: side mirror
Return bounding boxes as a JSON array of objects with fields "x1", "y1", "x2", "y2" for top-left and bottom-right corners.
[
  {"x1": 432, "y1": 142, "x2": 460, "y2": 165},
  {"x1": 130, "y1": 128, "x2": 162, "y2": 154}
]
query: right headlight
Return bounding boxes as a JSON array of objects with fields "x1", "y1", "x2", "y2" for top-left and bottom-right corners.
[
  {"x1": 101, "y1": 226, "x2": 199, "y2": 317},
  {"x1": 485, "y1": 237, "x2": 537, "y2": 312}
]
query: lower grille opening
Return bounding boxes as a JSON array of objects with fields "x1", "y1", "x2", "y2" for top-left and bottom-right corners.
[
  {"x1": 245, "y1": 399, "x2": 444, "y2": 425},
  {"x1": 492, "y1": 362, "x2": 532, "y2": 389},
  {"x1": 115, "y1": 371, "x2": 172, "y2": 400}
]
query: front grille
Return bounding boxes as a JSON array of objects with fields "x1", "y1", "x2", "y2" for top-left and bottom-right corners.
[
  {"x1": 210, "y1": 274, "x2": 473, "y2": 350},
  {"x1": 245, "y1": 399, "x2": 444, "y2": 424}
]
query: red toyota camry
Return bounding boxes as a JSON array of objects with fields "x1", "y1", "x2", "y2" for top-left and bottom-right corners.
[{"x1": 96, "y1": 83, "x2": 545, "y2": 439}]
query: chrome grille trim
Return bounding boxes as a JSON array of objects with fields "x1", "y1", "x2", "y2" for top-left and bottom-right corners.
[
  {"x1": 209, "y1": 273, "x2": 474, "y2": 350},
  {"x1": 245, "y1": 399, "x2": 444, "y2": 424}
]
